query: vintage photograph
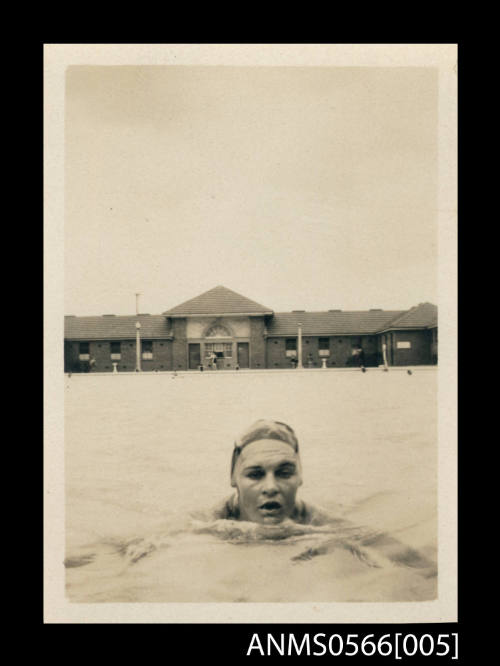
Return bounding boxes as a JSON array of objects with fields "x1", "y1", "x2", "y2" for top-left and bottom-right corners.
[{"x1": 45, "y1": 44, "x2": 457, "y2": 621}]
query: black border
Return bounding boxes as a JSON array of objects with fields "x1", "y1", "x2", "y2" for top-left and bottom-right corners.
[{"x1": 43, "y1": 41, "x2": 461, "y2": 660}]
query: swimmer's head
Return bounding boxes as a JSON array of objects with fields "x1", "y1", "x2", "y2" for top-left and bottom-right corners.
[
  {"x1": 230, "y1": 420, "x2": 299, "y2": 478},
  {"x1": 230, "y1": 420, "x2": 302, "y2": 525}
]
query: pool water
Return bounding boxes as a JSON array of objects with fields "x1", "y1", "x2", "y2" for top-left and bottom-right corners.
[{"x1": 64, "y1": 368, "x2": 437, "y2": 602}]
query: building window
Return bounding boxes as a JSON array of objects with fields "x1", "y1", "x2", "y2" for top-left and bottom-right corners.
[
  {"x1": 318, "y1": 337, "x2": 330, "y2": 356},
  {"x1": 142, "y1": 340, "x2": 153, "y2": 360},
  {"x1": 110, "y1": 341, "x2": 121, "y2": 360},
  {"x1": 79, "y1": 342, "x2": 90, "y2": 361},
  {"x1": 285, "y1": 338, "x2": 297, "y2": 358},
  {"x1": 205, "y1": 324, "x2": 231, "y2": 338}
]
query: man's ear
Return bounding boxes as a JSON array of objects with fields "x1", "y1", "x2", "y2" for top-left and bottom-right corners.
[
  {"x1": 230, "y1": 448, "x2": 239, "y2": 488},
  {"x1": 296, "y1": 462, "x2": 303, "y2": 487},
  {"x1": 230, "y1": 463, "x2": 238, "y2": 487}
]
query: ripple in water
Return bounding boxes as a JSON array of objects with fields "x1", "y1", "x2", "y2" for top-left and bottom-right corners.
[{"x1": 65, "y1": 515, "x2": 437, "y2": 603}]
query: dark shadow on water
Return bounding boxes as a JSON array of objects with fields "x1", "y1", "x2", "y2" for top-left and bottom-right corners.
[{"x1": 64, "y1": 553, "x2": 96, "y2": 568}]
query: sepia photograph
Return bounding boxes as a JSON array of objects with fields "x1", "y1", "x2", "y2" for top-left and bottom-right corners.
[{"x1": 44, "y1": 44, "x2": 457, "y2": 623}]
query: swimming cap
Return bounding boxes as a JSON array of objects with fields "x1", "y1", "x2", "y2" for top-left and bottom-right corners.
[{"x1": 230, "y1": 419, "x2": 299, "y2": 480}]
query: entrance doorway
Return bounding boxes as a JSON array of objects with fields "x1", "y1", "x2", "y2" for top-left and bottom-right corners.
[
  {"x1": 237, "y1": 342, "x2": 249, "y2": 369},
  {"x1": 205, "y1": 342, "x2": 233, "y2": 369},
  {"x1": 188, "y1": 343, "x2": 201, "y2": 369}
]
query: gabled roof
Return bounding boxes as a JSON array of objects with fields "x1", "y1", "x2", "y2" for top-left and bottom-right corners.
[
  {"x1": 162, "y1": 285, "x2": 274, "y2": 316},
  {"x1": 64, "y1": 315, "x2": 172, "y2": 340},
  {"x1": 64, "y1": 299, "x2": 438, "y2": 340},
  {"x1": 266, "y1": 310, "x2": 406, "y2": 336},
  {"x1": 379, "y1": 302, "x2": 437, "y2": 331}
]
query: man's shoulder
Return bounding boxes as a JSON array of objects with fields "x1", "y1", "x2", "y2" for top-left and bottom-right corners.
[
  {"x1": 293, "y1": 500, "x2": 334, "y2": 525},
  {"x1": 191, "y1": 494, "x2": 239, "y2": 522},
  {"x1": 294, "y1": 500, "x2": 341, "y2": 525}
]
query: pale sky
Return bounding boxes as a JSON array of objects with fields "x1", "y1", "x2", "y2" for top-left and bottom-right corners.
[{"x1": 65, "y1": 66, "x2": 438, "y2": 316}]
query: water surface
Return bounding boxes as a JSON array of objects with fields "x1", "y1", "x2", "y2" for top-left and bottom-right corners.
[{"x1": 65, "y1": 369, "x2": 437, "y2": 602}]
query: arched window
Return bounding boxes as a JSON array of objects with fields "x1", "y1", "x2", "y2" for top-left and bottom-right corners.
[{"x1": 205, "y1": 324, "x2": 231, "y2": 338}]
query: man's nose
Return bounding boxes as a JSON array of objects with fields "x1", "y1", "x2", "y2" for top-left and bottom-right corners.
[{"x1": 261, "y1": 472, "x2": 279, "y2": 495}]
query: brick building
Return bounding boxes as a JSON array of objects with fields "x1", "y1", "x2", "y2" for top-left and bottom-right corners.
[{"x1": 64, "y1": 286, "x2": 438, "y2": 373}]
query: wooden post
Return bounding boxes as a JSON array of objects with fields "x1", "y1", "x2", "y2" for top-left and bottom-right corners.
[
  {"x1": 298, "y1": 322, "x2": 303, "y2": 368},
  {"x1": 136, "y1": 321, "x2": 141, "y2": 372}
]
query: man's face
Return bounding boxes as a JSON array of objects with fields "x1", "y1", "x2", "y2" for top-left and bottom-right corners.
[{"x1": 231, "y1": 439, "x2": 302, "y2": 524}]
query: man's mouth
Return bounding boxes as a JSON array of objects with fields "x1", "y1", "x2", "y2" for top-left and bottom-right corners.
[{"x1": 259, "y1": 501, "x2": 282, "y2": 513}]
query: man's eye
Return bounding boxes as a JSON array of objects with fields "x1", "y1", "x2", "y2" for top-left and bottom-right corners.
[
  {"x1": 247, "y1": 471, "x2": 263, "y2": 479},
  {"x1": 276, "y1": 469, "x2": 294, "y2": 478}
]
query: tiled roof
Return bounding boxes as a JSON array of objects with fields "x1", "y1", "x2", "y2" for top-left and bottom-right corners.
[
  {"x1": 162, "y1": 285, "x2": 274, "y2": 316},
  {"x1": 379, "y1": 302, "x2": 437, "y2": 331},
  {"x1": 266, "y1": 310, "x2": 406, "y2": 336},
  {"x1": 65, "y1": 298, "x2": 438, "y2": 340},
  {"x1": 64, "y1": 315, "x2": 172, "y2": 340}
]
